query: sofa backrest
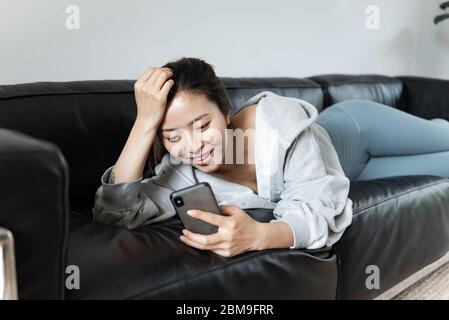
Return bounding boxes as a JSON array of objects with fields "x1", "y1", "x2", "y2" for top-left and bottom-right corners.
[
  {"x1": 222, "y1": 77, "x2": 324, "y2": 112},
  {"x1": 308, "y1": 74, "x2": 404, "y2": 108},
  {"x1": 0, "y1": 74, "x2": 408, "y2": 207},
  {"x1": 0, "y1": 80, "x2": 136, "y2": 206}
]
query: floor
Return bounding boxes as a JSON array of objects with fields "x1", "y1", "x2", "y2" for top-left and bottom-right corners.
[{"x1": 376, "y1": 251, "x2": 449, "y2": 300}]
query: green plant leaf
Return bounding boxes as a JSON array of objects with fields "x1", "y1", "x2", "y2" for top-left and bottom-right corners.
[
  {"x1": 440, "y1": 1, "x2": 449, "y2": 10},
  {"x1": 434, "y1": 13, "x2": 449, "y2": 24}
]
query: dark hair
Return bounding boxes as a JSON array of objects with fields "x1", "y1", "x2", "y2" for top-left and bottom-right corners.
[{"x1": 143, "y1": 57, "x2": 232, "y2": 179}]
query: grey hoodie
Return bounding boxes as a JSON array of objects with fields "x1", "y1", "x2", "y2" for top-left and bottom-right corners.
[{"x1": 92, "y1": 90, "x2": 353, "y2": 250}]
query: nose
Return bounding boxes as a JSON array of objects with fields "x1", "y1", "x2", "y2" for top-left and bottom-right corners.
[{"x1": 186, "y1": 132, "x2": 204, "y2": 158}]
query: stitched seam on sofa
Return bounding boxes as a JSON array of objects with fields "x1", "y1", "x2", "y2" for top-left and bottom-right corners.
[
  {"x1": 352, "y1": 179, "x2": 449, "y2": 216},
  {"x1": 0, "y1": 90, "x2": 134, "y2": 101},
  {"x1": 55, "y1": 149, "x2": 70, "y2": 300},
  {"x1": 124, "y1": 249, "x2": 336, "y2": 299},
  {"x1": 0, "y1": 82, "x2": 322, "y2": 99},
  {"x1": 352, "y1": 179, "x2": 448, "y2": 214},
  {"x1": 225, "y1": 84, "x2": 320, "y2": 89},
  {"x1": 334, "y1": 247, "x2": 343, "y2": 300},
  {"x1": 0, "y1": 150, "x2": 64, "y2": 159},
  {"x1": 397, "y1": 76, "x2": 448, "y2": 84},
  {"x1": 319, "y1": 79, "x2": 400, "y2": 86},
  {"x1": 0, "y1": 88, "x2": 320, "y2": 100},
  {"x1": 327, "y1": 81, "x2": 401, "y2": 86}
]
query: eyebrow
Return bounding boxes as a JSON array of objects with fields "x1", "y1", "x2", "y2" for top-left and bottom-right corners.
[{"x1": 161, "y1": 113, "x2": 210, "y2": 132}]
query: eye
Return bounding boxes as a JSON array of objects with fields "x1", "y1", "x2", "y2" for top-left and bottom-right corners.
[
  {"x1": 167, "y1": 135, "x2": 181, "y2": 143},
  {"x1": 199, "y1": 122, "x2": 211, "y2": 131}
]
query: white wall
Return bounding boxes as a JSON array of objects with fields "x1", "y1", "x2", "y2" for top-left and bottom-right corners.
[{"x1": 0, "y1": 0, "x2": 448, "y2": 85}]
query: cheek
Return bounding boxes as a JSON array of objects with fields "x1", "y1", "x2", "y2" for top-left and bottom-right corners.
[
  {"x1": 205, "y1": 125, "x2": 226, "y2": 145},
  {"x1": 161, "y1": 140, "x2": 171, "y2": 153},
  {"x1": 162, "y1": 140, "x2": 180, "y2": 156},
  {"x1": 168, "y1": 143, "x2": 184, "y2": 157}
]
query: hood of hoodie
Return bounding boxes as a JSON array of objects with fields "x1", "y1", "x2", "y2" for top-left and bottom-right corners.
[{"x1": 238, "y1": 90, "x2": 319, "y2": 147}]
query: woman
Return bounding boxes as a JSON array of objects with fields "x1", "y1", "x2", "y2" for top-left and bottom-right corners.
[{"x1": 92, "y1": 57, "x2": 449, "y2": 257}]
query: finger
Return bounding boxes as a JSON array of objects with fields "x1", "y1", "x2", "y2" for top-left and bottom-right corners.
[
  {"x1": 137, "y1": 67, "x2": 156, "y2": 84},
  {"x1": 219, "y1": 204, "x2": 238, "y2": 216},
  {"x1": 182, "y1": 229, "x2": 225, "y2": 246},
  {"x1": 211, "y1": 248, "x2": 233, "y2": 257},
  {"x1": 180, "y1": 235, "x2": 216, "y2": 251},
  {"x1": 143, "y1": 69, "x2": 163, "y2": 88},
  {"x1": 154, "y1": 71, "x2": 174, "y2": 92},
  {"x1": 142, "y1": 70, "x2": 172, "y2": 95},
  {"x1": 145, "y1": 68, "x2": 173, "y2": 87},
  {"x1": 187, "y1": 209, "x2": 227, "y2": 227},
  {"x1": 160, "y1": 78, "x2": 175, "y2": 96},
  {"x1": 139, "y1": 67, "x2": 171, "y2": 83},
  {"x1": 161, "y1": 67, "x2": 173, "y2": 72}
]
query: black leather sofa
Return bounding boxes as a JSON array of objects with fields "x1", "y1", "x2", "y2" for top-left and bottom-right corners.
[{"x1": 1, "y1": 74, "x2": 448, "y2": 300}]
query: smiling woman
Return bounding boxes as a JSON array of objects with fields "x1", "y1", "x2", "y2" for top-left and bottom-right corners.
[{"x1": 91, "y1": 56, "x2": 354, "y2": 256}]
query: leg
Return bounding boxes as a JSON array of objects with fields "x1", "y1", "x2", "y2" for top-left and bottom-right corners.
[
  {"x1": 316, "y1": 99, "x2": 449, "y2": 180},
  {"x1": 355, "y1": 150, "x2": 449, "y2": 180},
  {"x1": 316, "y1": 105, "x2": 364, "y2": 180}
]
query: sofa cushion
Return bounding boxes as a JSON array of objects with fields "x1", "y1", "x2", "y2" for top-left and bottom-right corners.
[
  {"x1": 66, "y1": 209, "x2": 337, "y2": 300},
  {"x1": 335, "y1": 175, "x2": 449, "y2": 299},
  {"x1": 308, "y1": 74, "x2": 403, "y2": 108},
  {"x1": 222, "y1": 77, "x2": 324, "y2": 112}
]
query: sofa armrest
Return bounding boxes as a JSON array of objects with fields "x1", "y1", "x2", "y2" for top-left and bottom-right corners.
[
  {"x1": 336, "y1": 174, "x2": 449, "y2": 299},
  {"x1": 0, "y1": 128, "x2": 69, "y2": 299},
  {"x1": 397, "y1": 76, "x2": 449, "y2": 120}
]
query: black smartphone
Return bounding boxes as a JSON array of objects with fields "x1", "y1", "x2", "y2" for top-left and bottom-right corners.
[{"x1": 170, "y1": 182, "x2": 221, "y2": 235}]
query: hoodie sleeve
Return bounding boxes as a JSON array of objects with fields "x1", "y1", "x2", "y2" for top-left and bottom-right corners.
[
  {"x1": 270, "y1": 124, "x2": 353, "y2": 250},
  {"x1": 92, "y1": 161, "x2": 177, "y2": 229}
]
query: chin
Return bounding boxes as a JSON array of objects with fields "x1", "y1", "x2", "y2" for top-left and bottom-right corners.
[{"x1": 194, "y1": 162, "x2": 220, "y2": 173}]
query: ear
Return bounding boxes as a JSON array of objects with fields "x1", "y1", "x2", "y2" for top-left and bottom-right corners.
[{"x1": 225, "y1": 112, "x2": 231, "y2": 125}]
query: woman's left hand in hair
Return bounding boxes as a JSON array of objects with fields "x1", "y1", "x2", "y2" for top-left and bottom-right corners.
[{"x1": 179, "y1": 204, "x2": 265, "y2": 257}]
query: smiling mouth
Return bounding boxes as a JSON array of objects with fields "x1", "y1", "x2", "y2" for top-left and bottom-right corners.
[{"x1": 191, "y1": 148, "x2": 215, "y2": 165}]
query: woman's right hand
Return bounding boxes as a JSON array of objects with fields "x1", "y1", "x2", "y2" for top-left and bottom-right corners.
[{"x1": 133, "y1": 67, "x2": 175, "y2": 130}]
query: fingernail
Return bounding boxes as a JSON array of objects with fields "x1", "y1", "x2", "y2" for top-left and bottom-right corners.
[{"x1": 187, "y1": 210, "x2": 194, "y2": 216}]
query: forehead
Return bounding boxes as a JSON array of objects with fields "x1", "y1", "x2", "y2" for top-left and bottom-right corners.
[{"x1": 163, "y1": 92, "x2": 217, "y2": 127}]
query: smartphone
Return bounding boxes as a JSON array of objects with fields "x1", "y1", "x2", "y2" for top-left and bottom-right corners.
[{"x1": 170, "y1": 182, "x2": 221, "y2": 235}]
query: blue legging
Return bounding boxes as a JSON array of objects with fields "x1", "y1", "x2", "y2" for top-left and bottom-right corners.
[{"x1": 315, "y1": 99, "x2": 449, "y2": 181}]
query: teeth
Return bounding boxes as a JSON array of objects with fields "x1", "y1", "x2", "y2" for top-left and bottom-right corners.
[{"x1": 197, "y1": 149, "x2": 212, "y2": 162}]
